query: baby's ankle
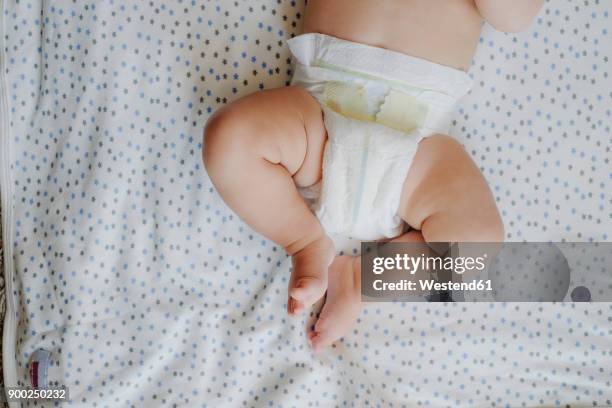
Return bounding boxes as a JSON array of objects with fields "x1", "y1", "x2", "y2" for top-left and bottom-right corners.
[{"x1": 284, "y1": 225, "x2": 331, "y2": 256}]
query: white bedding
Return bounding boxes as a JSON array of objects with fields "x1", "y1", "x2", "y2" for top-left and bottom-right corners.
[{"x1": 1, "y1": 0, "x2": 610, "y2": 407}]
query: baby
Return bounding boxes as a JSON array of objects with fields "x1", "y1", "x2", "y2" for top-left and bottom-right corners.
[{"x1": 204, "y1": 0, "x2": 543, "y2": 351}]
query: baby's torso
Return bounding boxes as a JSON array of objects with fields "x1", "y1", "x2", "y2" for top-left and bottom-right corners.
[{"x1": 304, "y1": 0, "x2": 482, "y2": 71}]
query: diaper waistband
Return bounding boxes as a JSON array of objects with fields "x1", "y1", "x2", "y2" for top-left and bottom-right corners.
[{"x1": 287, "y1": 33, "x2": 473, "y2": 101}]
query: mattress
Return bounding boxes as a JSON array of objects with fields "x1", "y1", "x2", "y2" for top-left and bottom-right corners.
[{"x1": 1, "y1": 0, "x2": 610, "y2": 407}]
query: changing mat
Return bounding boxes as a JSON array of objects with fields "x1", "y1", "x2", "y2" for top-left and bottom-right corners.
[{"x1": 1, "y1": 0, "x2": 611, "y2": 407}]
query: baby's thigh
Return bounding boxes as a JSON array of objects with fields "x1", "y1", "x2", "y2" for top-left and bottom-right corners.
[
  {"x1": 397, "y1": 134, "x2": 503, "y2": 242},
  {"x1": 204, "y1": 86, "x2": 326, "y2": 185}
]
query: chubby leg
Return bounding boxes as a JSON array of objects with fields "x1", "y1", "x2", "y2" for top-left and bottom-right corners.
[
  {"x1": 203, "y1": 86, "x2": 334, "y2": 314},
  {"x1": 310, "y1": 134, "x2": 504, "y2": 351},
  {"x1": 398, "y1": 134, "x2": 504, "y2": 242}
]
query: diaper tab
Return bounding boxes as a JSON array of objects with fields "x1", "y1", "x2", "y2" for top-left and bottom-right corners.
[
  {"x1": 324, "y1": 81, "x2": 375, "y2": 123},
  {"x1": 376, "y1": 89, "x2": 428, "y2": 133},
  {"x1": 323, "y1": 81, "x2": 429, "y2": 134}
]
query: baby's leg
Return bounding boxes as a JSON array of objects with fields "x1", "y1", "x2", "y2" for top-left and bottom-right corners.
[
  {"x1": 310, "y1": 134, "x2": 504, "y2": 351},
  {"x1": 397, "y1": 134, "x2": 504, "y2": 243},
  {"x1": 203, "y1": 86, "x2": 334, "y2": 315}
]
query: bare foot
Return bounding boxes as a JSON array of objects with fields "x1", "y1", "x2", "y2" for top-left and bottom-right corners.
[
  {"x1": 308, "y1": 255, "x2": 362, "y2": 352},
  {"x1": 287, "y1": 234, "x2": 335, "y2": 315}
]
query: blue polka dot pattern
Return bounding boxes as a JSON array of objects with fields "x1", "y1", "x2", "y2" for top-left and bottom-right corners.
[
  {"x1": 454, "y1": 8, "x2": 610, "y2": 243},
  {"x1": 1, "y1": 1, "x2": 610, "y2": 407}
]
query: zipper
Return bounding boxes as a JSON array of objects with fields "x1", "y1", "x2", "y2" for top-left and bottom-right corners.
[{"x1": 0, "y1": 0, "x2": 20, "y2": 401}]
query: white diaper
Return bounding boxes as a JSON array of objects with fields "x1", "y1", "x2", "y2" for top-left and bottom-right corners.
[{"x1": 287, "y1": 33, "x2": 473, "y2": 240}]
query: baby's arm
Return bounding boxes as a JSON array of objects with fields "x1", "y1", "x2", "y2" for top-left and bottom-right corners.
[{"x1": 475, "y1": 0, "x2": 544, "y2": 33}]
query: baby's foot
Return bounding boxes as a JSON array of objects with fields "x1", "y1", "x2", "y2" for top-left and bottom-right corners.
[
  {"x1": 287, "y1": 234, "x2": 335, "y2": 315},
  {"x1": 308, "y1": 255, "x2": 362, "y2": 352}
]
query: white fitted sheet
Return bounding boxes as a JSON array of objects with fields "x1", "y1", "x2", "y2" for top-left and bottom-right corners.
[{"x1": 1, "y1": 1, "x2": 611, "y2": 407}]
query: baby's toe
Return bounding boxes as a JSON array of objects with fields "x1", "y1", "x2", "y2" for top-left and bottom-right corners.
[
  {"x1": 290, "y1": 276, "x2": 325, "y2": 304},
  {"x1": 288, "y1": 297, "x2": 306, "y2": 315},
  {"x1": 309, "y1": 329, "x2": 335, "y2": 352},
  {"x1": 313, "y1": 311, "x2": 330, "y2": 333}
]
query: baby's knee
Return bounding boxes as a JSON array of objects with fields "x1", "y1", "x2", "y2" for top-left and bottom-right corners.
[
  {"x1": 449, "y1": 179, "x2": 505, "y2": 242},
  {"x1": 469, "y1": 208, "x2": 505, "y2": 242},
  {"x1": 410, "y1": 149, "x2": 505, "y2": 242},
  {"x1": 422, "y1": 199, "x2": 504, "y2": 243},
  {"x1": 203, "y1": 108, "x2": 250, "y2": 175}
]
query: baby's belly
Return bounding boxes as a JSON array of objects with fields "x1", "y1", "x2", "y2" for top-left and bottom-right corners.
[{"x1": 303, "y1": 0, "x2": 482, "y2": 71}]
